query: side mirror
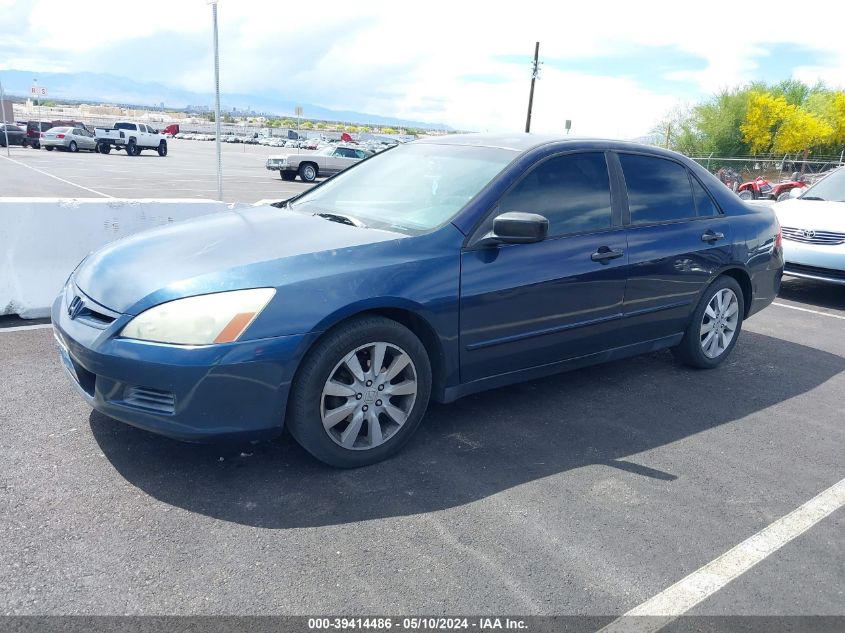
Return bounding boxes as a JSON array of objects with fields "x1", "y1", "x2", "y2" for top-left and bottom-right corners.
[
  {"x1": 789, "y1": 187, "x2": 803, "y2": 199},
  {"x1": 477, "y1": 212, "x2": 549, "y2": 247}
]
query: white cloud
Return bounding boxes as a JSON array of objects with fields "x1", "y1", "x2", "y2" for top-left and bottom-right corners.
[{"x1": 2, "y1": 0, "x2": 844, "y2": 136}]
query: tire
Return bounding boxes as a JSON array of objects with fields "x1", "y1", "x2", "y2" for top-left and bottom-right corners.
[
  {"x1": 298, "y1": 162, "x2": 317, "y2": 182},
  {"x1": 737, "y1": 189, "x2": 754, "y2": 200},
  {"x1": 157, "y1": 140, "x2": 167, "y2": 157},
  {"x1": 45, "y1": 145, "x2": 54, "y2": 151},
  {"x1": 673, "y1": 276, "x2": 744, "y2": 369},
  {"x1": 776, "y1": 190, "x2": 792, "y2": 202},
  {"x1": 280, "y1": 171, "x2": 296, "y2": 181},
  {"x1": 32, "y1": 141, "x2": 40, "y2": 149},
  {"x1": 99, "y1": 143, "x2": 111, "y2": 154},
  {"x1": 68, "y1": 141, "x2": 78, "y2": 153},
  {"x1": 126, "y1": 140, "x2": 138, "y2": 156},
  {"x1": 287, "y1": 315, "x2": 432, "y2": 468}
]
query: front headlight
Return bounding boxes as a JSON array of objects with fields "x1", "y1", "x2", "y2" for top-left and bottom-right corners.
[{"x1": 121, "y1": 288, "x2": 276, "y2": 345}]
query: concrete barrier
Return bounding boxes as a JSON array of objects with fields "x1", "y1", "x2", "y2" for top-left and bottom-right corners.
[{"x1": 1, "y1": 198, "x2": 231, "y2": 319}]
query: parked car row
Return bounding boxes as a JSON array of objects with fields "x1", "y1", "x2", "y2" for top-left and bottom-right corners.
[{"x1": 2, "y1": 120, "x2": 168, "y2": 156}]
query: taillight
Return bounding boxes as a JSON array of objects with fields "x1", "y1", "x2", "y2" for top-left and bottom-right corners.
[
  {"x1": 56, "y1": 133, "x2": 65, "y2": 139},
  {"x1": 40, "y1": 132, "x2": 45, "y2": 138}
]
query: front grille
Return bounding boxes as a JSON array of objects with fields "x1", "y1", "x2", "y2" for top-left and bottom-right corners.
[
  {"x1": 123, "y1": 386, "x2": 176, "y2": 414},
  {"x1": 784, "y1": 262, "x2": 845, "y2": 281},
  {"x1": 781, "y1": 227, "x2": 845, "y2": 245},
  {"x1": 76, "y1": 305, "x2": 116, "y2": 328}
]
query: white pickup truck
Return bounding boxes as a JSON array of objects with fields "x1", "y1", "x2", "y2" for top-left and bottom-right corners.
[{"x1": 94, "y1": 121, "x2": 168, "y2": 156}]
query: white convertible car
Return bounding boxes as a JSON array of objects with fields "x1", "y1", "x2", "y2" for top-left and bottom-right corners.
[{"x1": 773, "y1": 167, "x2": 845, "y2": 285}]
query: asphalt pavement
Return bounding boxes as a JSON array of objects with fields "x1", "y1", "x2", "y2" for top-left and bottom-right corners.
[
  {"x1": 0, "y1": 139, "x2": 315, "y2": 203},
  {"x1": 0, "y1": 276, "x2": 842, "y2": 618}
]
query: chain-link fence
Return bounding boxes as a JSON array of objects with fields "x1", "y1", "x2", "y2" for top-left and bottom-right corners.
[{"x1": 691, "y1": 153, "x2": 845, "y2": 182}]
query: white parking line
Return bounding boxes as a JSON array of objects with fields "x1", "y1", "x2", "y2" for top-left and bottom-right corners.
[
  {"x1": 598, "y1": 477, "x2": 845, "y2": 633},
  {"x1": 0, "y1": 154, "x2": 113, "y2": 198},
  {"x1": 772, "y1": 302, "x2": 845, "y2": 320},
  {"x1": 0, "y1": 323, "x2": 53, "y2": 333}
]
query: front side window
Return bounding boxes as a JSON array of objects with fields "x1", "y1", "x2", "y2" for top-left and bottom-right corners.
[
  {"x1": 498, "y1": 152, "x2": 613, "y2": 237},
  {"x1": 620, "y1": 154, "x2": 696, "y2": 224}
]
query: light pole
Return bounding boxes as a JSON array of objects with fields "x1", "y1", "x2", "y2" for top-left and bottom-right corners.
[
  {"x1": 207, "y1": 0, "x2": 223, "y2": 201},
  {"x1": 0, "y1": 80, "x2": 10, "y2": 156}
]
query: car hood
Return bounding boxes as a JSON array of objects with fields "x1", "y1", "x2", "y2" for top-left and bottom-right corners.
[
  {"x1": 773, "y1": 198, "x2": 845, "y2": 232},
  {"x1": 74, "y1": 206, "x2": 406, "y2": 314},
  {"x1": 268, "y1": 153, "x2": 301, "y2": 160}
]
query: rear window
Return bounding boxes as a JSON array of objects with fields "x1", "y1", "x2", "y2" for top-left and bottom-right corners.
[{"x1": 115, "y1": 122, "x2": 137, "y2": 131}]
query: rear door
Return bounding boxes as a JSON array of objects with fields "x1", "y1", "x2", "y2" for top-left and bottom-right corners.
[
  {"x1": 459, "y1": 151, "x2": 628, "y2": 382},
  {"x1": 615, "y1": 152, "x2": 733, "y2": 343}
]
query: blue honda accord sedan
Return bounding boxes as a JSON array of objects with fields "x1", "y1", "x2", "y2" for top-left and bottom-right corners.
[{"x1": 52, "y1": 134, "x2": 783, "y2": 467}]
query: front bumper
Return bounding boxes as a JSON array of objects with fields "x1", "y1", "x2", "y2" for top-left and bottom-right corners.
[
  {"x1": 265, "y1": 162, "x2": 285, "y2": 171},
  {"x1": 51, "y1": 288, "x2": 314, "y2": 441},
  {"x1": 782, "y1": 240, "x2": 845, "y2": 285}
]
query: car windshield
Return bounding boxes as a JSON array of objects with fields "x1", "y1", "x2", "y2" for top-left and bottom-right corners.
[
  {"x1": 801, "y1": 169, "x2": 845, "y2": 202},
  {"x1": 289, "y1": 143, "x2": 518, "y2": 234}
]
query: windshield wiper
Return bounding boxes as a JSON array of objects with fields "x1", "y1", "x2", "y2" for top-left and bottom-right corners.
[
  {"x1": 800, "y1": 196, "x2": 826, "y2": 201},
  {"x1": 315, "y1": 212, "x2": 367, "y2": 228}
]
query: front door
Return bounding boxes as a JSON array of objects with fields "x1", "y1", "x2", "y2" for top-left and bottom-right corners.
[{"x1": 459, "y1": 151, "x2": 628, "y2": 383}]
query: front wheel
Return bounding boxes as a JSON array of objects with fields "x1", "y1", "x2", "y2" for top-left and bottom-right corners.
[
  {"x1": 280, "y1": 171, "x2": 296, "y2": 181},
  {"x1": 287, "y1": 316, "x2": 432, "y2": 468},
  {"x1": 99, "y1": 143, "x2": 111, "y2": 154},
  {"x1": 673, "y1": 276, "x2": 744, "y2": 369},
  {"x1": 737, "y1": 189, "x2": 754, "y2": 200},
  {"x1": 298, "y1": 162, "x2": 317, "y2": 182},
  {"x1": 157, "y1": 140, "x2": 167, "y2": 156}
]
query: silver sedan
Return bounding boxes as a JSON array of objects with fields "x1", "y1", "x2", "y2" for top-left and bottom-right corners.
[{"x1": 40, "y1": 127, "x2": 98, "y2": 152}]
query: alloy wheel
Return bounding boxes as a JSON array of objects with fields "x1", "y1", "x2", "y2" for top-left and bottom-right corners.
[
  {"x1": 320, "y1": 342, "x2": 418, "y2": 450},
  {"x1": 700, "y1": 288, "x2": 739, "y2": 359}
]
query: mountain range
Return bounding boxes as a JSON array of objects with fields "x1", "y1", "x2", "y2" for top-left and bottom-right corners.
[{"x1": 0, "y1": 69, "x2": 450, "y2": 130}]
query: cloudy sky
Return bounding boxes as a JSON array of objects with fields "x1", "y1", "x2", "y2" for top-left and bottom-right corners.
[{"x1": 1, "y1": 0, "x2": 844, "y2": 136}]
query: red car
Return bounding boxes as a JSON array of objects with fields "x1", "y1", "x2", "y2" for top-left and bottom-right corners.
[{"x1": 737, "y1": 174, "x2": 807, "y2": 202}]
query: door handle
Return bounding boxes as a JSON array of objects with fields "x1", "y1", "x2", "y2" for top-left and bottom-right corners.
[
  {"x1": 591, "y1": 247, "x2": 624, "y2": 263},
  {"x1": 701, "y1": 230, "x2": 725, "y2": 242}
]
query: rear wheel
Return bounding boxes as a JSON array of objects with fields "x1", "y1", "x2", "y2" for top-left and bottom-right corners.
[
  {"x1": 287, "y1": 316, "x2": 432, "y2": 468},
  {"x1": 126, "y1": 140, "x2": 138, "y2": 156},
  {"x1": 157, "y1": 140, "x2": 167, "y2": 157},
  {"x1": 68, "y1": 141, "x2": 78, "y2": 153},
  {"x1": 738, "y1": 189, "x2": 754, "y2": 200},
  {"x1": 298, "y1": 162, "x2": 317, "y2": 182},
  {"x1": 99, "y1": 143, "x2": 111, "y2": 154},
  {"x1": 673, "y1": 276, "x2": 744, "y2": 369},
  {"x1": 45, "y1": 145, "x2": 54, "y2": 151}
]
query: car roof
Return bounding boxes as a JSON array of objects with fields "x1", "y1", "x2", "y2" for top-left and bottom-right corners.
[{"x1": 413, "y1": 133, "x2": 688, "y2": 160}]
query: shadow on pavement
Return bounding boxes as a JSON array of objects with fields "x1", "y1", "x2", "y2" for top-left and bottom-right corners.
[
  {"x1": 778, "y1": 277, "x2": 845, "y2": 312},
  {"x1": 90, "y1": 331, "x2": 844, "y2": 529}
]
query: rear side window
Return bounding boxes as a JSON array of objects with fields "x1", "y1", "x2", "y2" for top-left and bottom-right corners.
[
  {"x1": 691, "y1": 177, "x2": 719, "y2": 216},
  {"x1": 620, "y1": 154, "x2": 696, "y2": 224},
  {"x1": 499, "y1": 152, "x2": 612, "y2": 237}
]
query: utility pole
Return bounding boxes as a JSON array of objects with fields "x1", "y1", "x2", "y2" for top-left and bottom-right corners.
[{"x1": 524, "y1": 42, "x2": 540, "y2": 133}]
